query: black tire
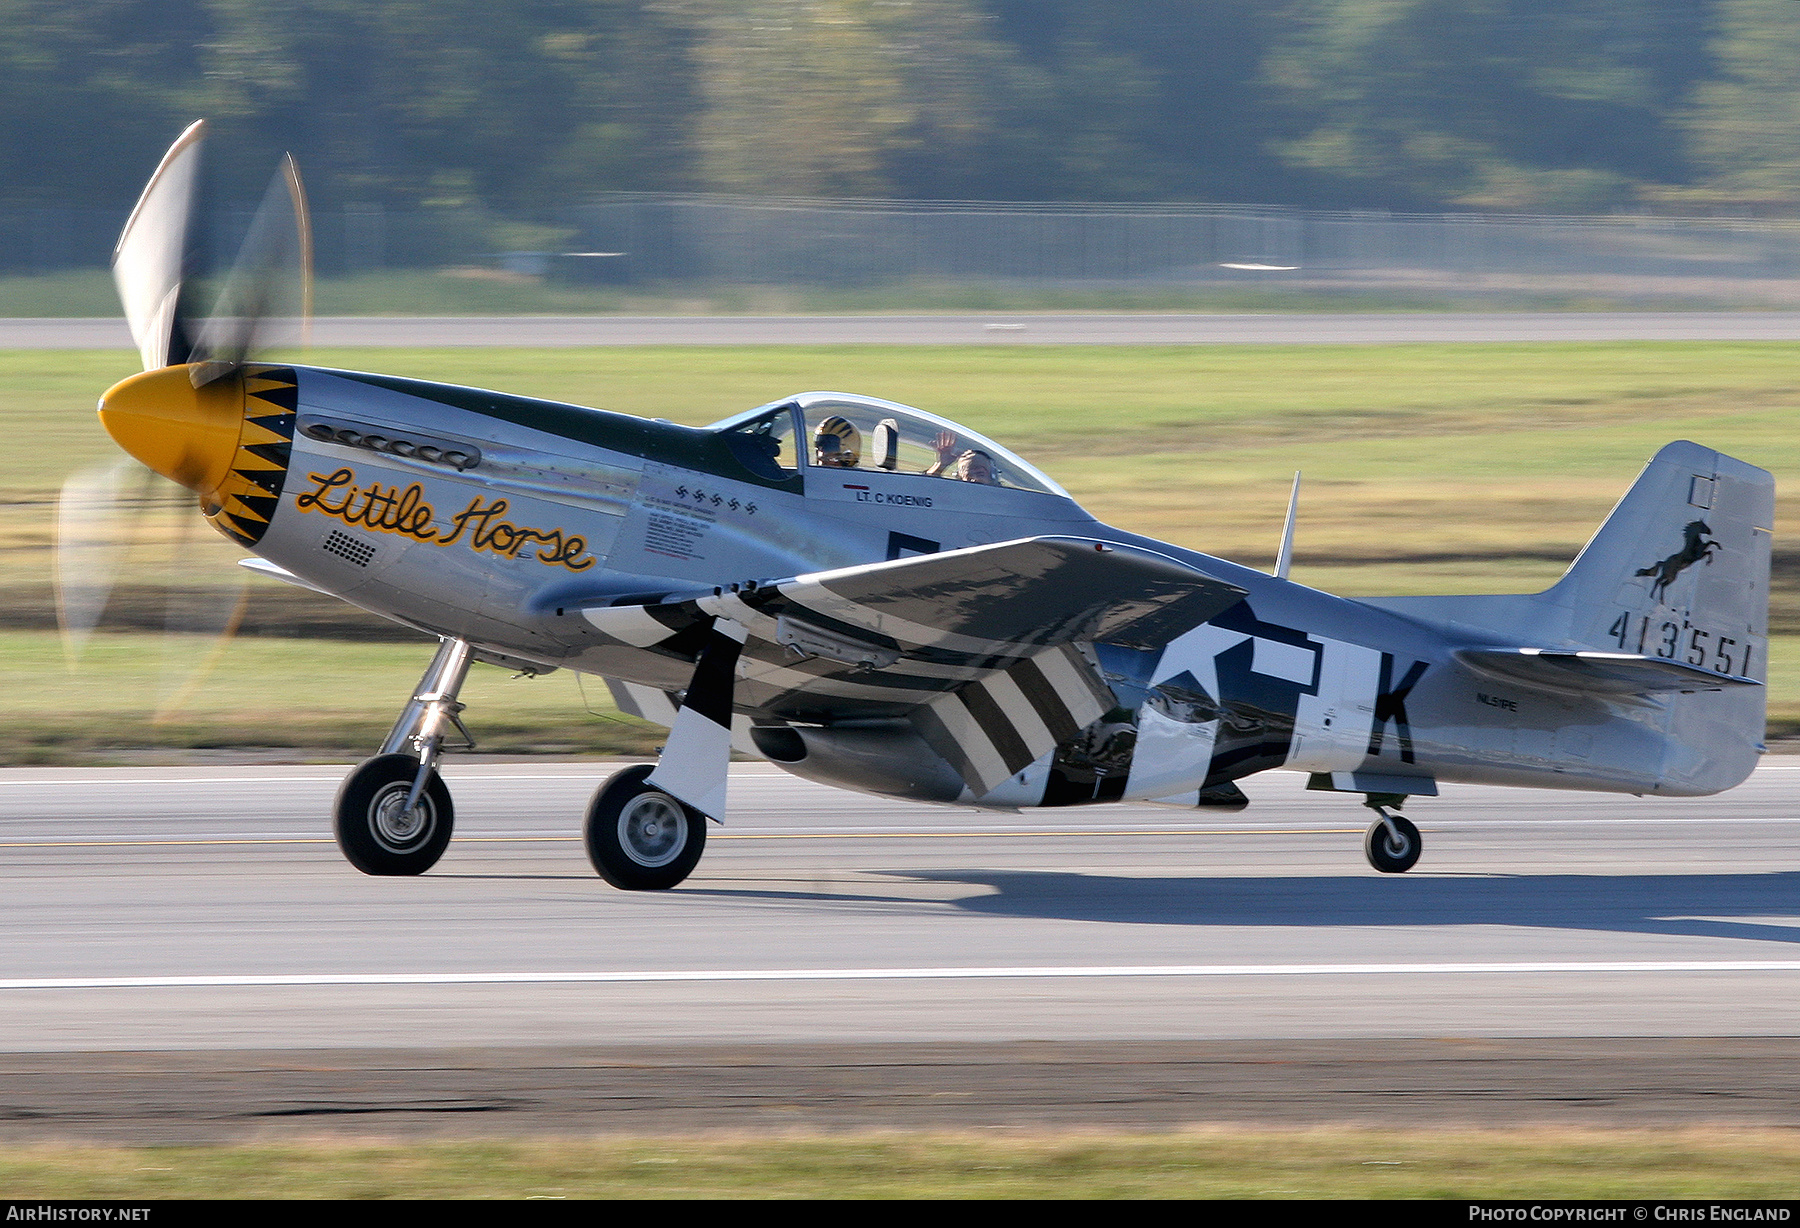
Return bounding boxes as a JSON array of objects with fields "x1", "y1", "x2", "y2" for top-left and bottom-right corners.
[
  {"x1": 1364, "y1": 814, "x2": 1421, "y2": 873},
  {"x1": 584, "y1": 764, "x2": 706, "y2": 890},
  {"x1": 334, "y1": 753, "x2": 454, "y2": 876}
]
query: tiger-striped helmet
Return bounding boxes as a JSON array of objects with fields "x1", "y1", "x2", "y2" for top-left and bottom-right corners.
[{"x1": 813, "y1": 415, "x2": 861, "y2": 465}]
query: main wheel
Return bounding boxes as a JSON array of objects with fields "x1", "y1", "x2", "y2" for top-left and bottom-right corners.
[
  {"x1": 584, "y1": 764, "x2": 706, "y2": 890},
  {"x1": 334, "y1": 753, "x2": 454, "y2": 876},
  {"x1": 1364, "y1": 814, "x2": 1421, "y2": 873}
]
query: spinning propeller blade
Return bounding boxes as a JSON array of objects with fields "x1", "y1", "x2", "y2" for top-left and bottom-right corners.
[
  {"x1": 189, "y1": 153, "x2": 313, "y2": 385},
  {"x1": 55, "y1": 121, "x2": 311, "y2": 717},
  {"x1": 152, "y1": 492, "x2": 252, "y2": 723},
  {"x1": 53, "y1": 459, "x2": 145, "y2": 665},
  {"x1": 112, "y1": 119, "x2": 205, "y2": 372}
]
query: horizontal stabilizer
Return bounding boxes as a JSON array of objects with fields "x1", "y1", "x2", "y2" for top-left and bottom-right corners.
[{"x1": 1457, "y1": 647, "x2": 1759, "y2": 695}]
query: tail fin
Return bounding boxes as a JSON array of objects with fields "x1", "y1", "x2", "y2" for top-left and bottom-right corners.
[
  {"x1": 1369, "y1": 441, "x2": 1772, "y2": 793},
  {"x1": 1550, "y1": 441, "x2": 1771, "y2": 659},
  {"x1": 1550, "y1": 440, "x2": 1772, "y2": 792}
]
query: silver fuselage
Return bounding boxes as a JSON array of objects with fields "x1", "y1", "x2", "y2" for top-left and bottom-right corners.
[{"x1": 248, "y1": 366, "x2": 1763, "y2": 804}]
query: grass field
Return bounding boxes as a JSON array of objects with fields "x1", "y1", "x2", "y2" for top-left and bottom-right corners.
[
  {"x1": 0, "y1": 268, "x2": 1701, "y2": 318},
  {"x1": 0, "y1": 630, "x2": 661, "y2": 761},
  {"x1": 5, "y1": 339, "x2": 1800, "y2": 756},
  {"x1": 1, "y1": 1127, "x2": 1797, "y2": 1199}
]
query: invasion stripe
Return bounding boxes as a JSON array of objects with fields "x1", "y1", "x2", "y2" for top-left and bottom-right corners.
[
  {"x1": 681, "y1": 622, "x2": 745, "y2": 726},
  {"x1": 927, "y1": 691, "x2": 1012, "y2": 791},
  {"x1": 928, "y1": 687, "x2": 1015, "y2": 785},
  {"x1": 1005, "y1": 656, "x2": 1081, "y2": 744},
  {"x1": 1037, "y1": 645, "x2": 1114, "y2": 724},
  {"x1": 908, "y1": 704, "x2": 982, "y2": 796},
  {"x1": 957, "y1": 683, "x2": 1036, "y2": 776},
  {"x1": 981, "y1": 670, "x2": 1057, "y2": 755},
  {"x1": 710, "y1": 596, "x2": 782, "y2": 645},
  {"x1": 911, "y1": 702, "x2": 1003, "y2": 797},
  {"x1": 647, "y1": 602, "x2": 706, "y2": 636},
  {"x1": 584, "y1": 606, "x2": 689, "y2": 648}
]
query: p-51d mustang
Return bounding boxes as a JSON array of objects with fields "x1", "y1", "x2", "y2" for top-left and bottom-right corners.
[{"x1": 74, "y1": 124, "x2": 1772, "y2": 888}]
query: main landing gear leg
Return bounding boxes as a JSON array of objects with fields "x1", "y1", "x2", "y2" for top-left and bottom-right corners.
[
  {"x1": 334, "y1": 636, "x2": 475, "y2": 876},
  {"x1": 583, "y1": 617, "x2": 745, "y2": 890},
  {"x1": 1361, "y1": 792, "x2": 1421, "y2": 874}
]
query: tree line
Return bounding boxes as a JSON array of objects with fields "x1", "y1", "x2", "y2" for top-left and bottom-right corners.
[{"x1": 2, "y1": 0, "x2": 1796, "y2": 217}]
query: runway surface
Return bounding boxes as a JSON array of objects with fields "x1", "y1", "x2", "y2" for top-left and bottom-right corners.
[
  {"x1": 5, "y1": 760, "x2": 1800, "y2": 1049},
  {"x1": 9, "y1": 311, "x2": 1800, "y2": 348},
  {"x1": 3, "y1": 761, "x2": 1797, "y2": 1137}
]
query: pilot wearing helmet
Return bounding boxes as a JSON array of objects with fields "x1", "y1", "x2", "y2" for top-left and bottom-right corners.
[
  {"x1": 926, "y1": 430, "x2": 999, "y2": 485},
  {"x1": 813, "y1": 415, "x2": 862, "y2": 468}
]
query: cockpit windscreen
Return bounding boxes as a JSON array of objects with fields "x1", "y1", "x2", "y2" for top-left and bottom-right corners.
[{"x1": 715, "y1": 393, "x2": 1067, "y2": 497}]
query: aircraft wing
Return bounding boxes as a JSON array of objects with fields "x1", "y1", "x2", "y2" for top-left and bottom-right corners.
[
  {"x1": 1457, "y1": 647, "x2": 1760, "y2": 695},
  {"x1": 747, "y1": 535, "x2": 1246, "y2": 654},
  {"x1": 584, "y1": 536, "x2": 1247, "y2": 797},
  {"x1": 583, "y1": 536, "x2": 1246, "y2": 661}
]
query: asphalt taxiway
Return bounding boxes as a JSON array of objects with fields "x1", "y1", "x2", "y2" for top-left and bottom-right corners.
[{"x1": 1, "y1": 761, "x2": 1797, "y2": 1137}]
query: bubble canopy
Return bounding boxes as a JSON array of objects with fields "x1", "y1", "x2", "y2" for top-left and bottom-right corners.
[{"x1": 709, "y1": 392, "x2": 1070, "y2": 498}]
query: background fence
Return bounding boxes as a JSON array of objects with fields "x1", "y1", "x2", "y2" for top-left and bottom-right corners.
[{"x1": 10, "y1": 194, "x2": 1800, "y2": 300}]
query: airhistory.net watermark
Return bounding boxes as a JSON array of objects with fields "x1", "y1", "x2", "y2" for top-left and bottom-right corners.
[{"x1": 5, "y1": 1209, "x2": 151, "y2": 1222}]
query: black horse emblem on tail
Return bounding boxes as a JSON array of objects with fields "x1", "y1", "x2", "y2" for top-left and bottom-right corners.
[{"x1": 1635, "y1": 520, "x2": 1720, "y2": 604}]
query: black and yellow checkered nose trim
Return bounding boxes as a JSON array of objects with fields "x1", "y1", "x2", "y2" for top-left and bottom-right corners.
[{"x1": 205, "y1": 366, "x2": 297, "y2": 548}]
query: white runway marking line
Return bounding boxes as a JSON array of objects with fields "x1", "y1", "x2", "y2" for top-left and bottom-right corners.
[{"x1": 3, "y1": 961, "x2": 1800, "y2": 991}]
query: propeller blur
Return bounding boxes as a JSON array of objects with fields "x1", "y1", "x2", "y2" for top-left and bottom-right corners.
[{"x1": 55, "y1": 119, "x2": 291, "y2": 721}]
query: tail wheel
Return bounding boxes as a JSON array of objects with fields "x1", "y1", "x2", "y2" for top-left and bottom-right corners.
[
  {"x1": 334, "y1": 753, "x2": 454, "y2": 876},
  {"x1": 584, "y1": 764, "x2": 707, "y2": 890},
  {"x1": 1364, "y1": 814, "x2": 1421, "y2": 874}
]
